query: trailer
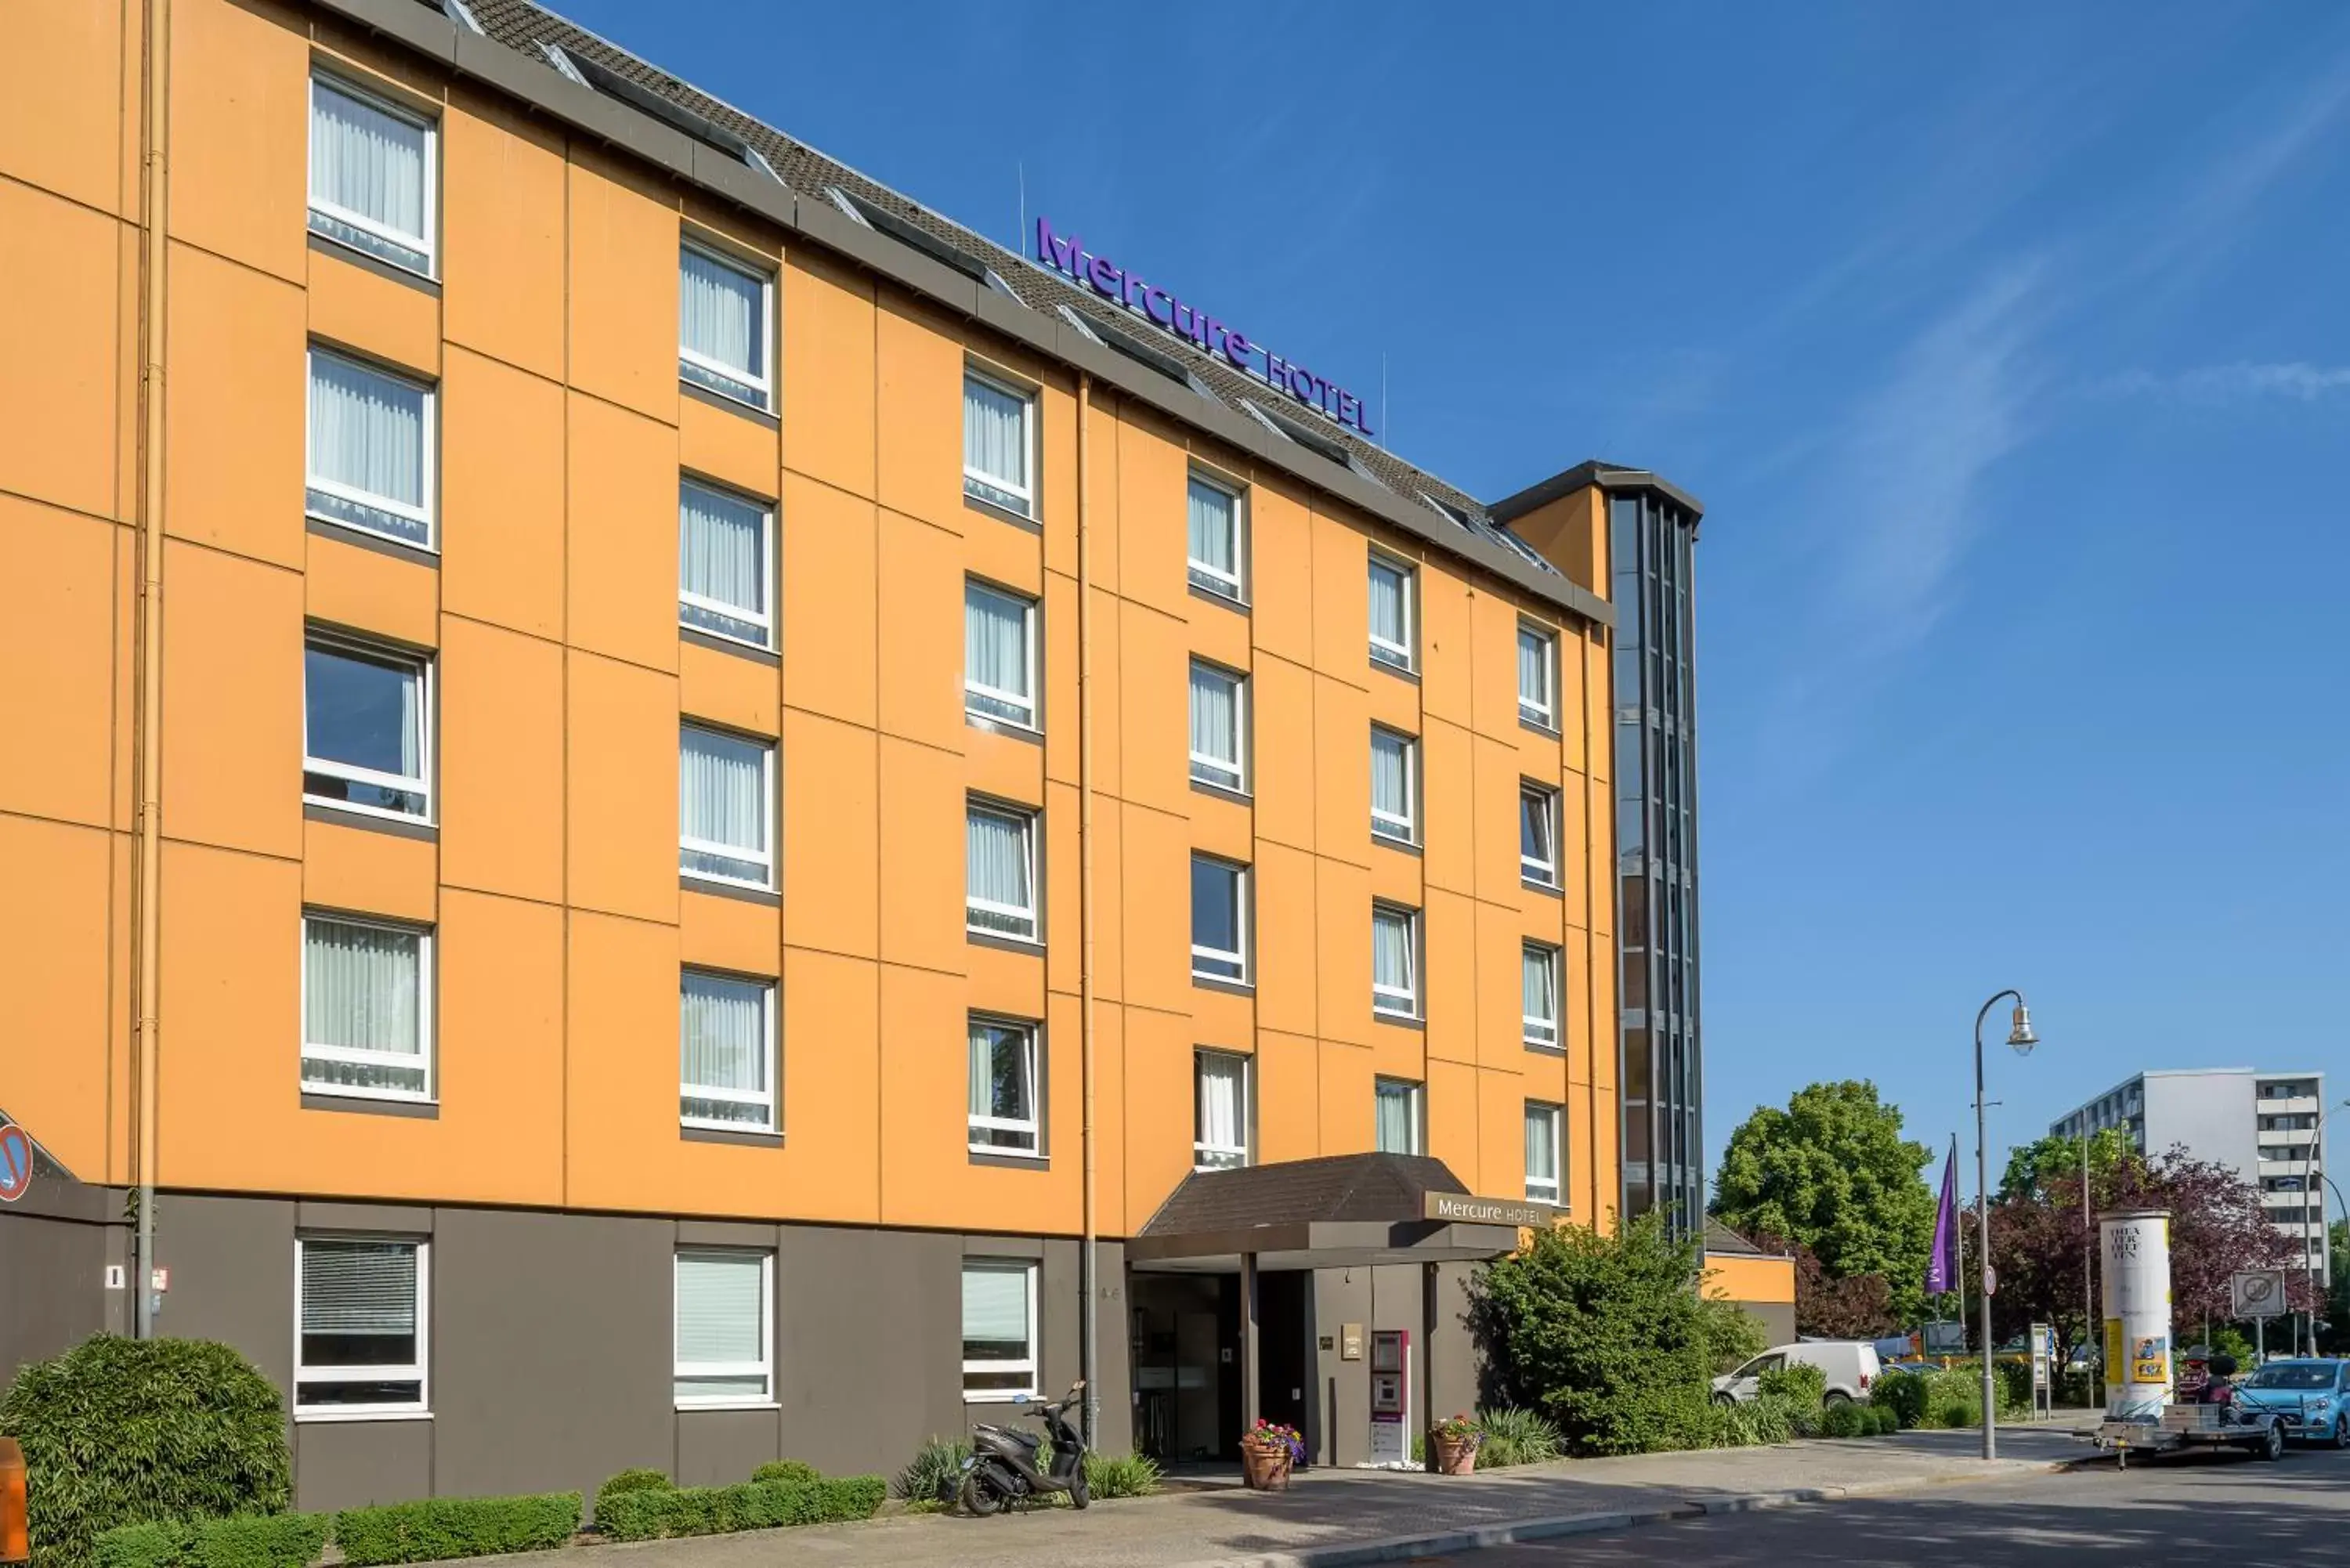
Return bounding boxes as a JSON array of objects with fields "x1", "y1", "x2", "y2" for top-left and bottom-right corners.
[{"x1": 2092, "y1": 1403, "x2": 2289, "y2": 1467}]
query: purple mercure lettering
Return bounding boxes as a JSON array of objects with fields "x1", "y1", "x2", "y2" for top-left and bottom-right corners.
[{"x1": 1034, "y1": 216, "x2": 1080, "y2": 276}]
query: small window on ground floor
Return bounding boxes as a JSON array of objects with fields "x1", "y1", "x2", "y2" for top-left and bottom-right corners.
[
  {"x1": 674, "y1": 1248, "x2": 772, "y2": 1407},
  {"x1": 295, "y1": 1236, "x2": 427, "y2": 1415},
  {"x1": 962, "y1": 1258, "x2": 1038, "y2": 1400}
]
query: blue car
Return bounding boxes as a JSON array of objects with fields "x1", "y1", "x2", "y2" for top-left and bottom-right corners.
[{"x1": 2235, "y1": 1360, "x2": 2350, "y2": 1447}]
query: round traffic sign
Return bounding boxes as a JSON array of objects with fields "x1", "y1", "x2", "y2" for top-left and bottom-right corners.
[
  {"x1": 0, "y1": 1122, "x2": 31, "y2": 1203},
  {"x1": 1982, "y1": 1264, "x2": 1998, "y2": 1297}
]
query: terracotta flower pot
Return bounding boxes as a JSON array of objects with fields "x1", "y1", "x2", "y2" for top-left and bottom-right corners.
[
  {"x1": 1242, "y1": 1439, "x2": 1294, "y2": 1491},
  {"x1": 1432, "y1": 1433, "x2": 1478, "y2": 1476}
]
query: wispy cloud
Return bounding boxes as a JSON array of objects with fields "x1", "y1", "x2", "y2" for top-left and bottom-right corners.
[{"x1": 2096, "y1": 362, "x2": 2350, "y2": 403}]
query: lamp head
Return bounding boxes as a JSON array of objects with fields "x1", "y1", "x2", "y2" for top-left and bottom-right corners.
[{"x1": 2007, "y1": 1002, "x2": 2037, "y2": 1056}]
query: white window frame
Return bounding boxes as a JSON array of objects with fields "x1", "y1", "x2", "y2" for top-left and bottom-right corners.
[
  {"x1": 960, "y1": 1257, "x2": 1040, "y2": 1402},
  {"x1": 1520, "y1": 782, "x2": 1560, "y2": 887},
  {"x1": 307, "y1": 74, "x2": 437, "y2": 278},
  {"x1": 1190, "y1": 856, "x2": 1250, "y2": 985},
  {"x1": 305, "y1": 345, "x2": 437, "y2": 550},
  {"x1": 963, "y1": 367, "x2": 1037, "y2": 518},
  {"x1": 1518, "y1": 623, "x2": 1557, "y2": 728},
  {"x1": 1367, "y1": 554, "x2": 1416, "y2": 672},
  {"x1": 1188, "y1": 659, "x2": 1249, "y2": 793},
  {"x1": 672, "y1": 1248, "x2": 776, "y2": 1410},
  {"x1": 1522, "y1": 941, "x2": 1561, "y2": 1050},
  {"x1": 678, "y1": 723, "x2": 777, "y2": 892},
  {"x1": 1194, "y1": 1050, "x2": 1251, "y2": 1172},
  {"x1": 678, "y1": 240, "x2": 776, "y2": 412},
  {"x1": 1374, "y1": 1078, "x2": 1423, "y2": 1155},
  {"x1": 293, "y1": 1235, "x2": 430, "y2": 1421},
  {"x1": 964, "y1": 579, "x2": 1040, "y2": 732},
  {"x1": 678, "y1": 969, "x2": 779, "y2": 1133},
  {"x1": 1525, "y1": 1102, "x2": 1564, "y2": 1205},
  {"x1": 967, "y1": 1015, "x2": 1043, "y2": 1157},
  {"x1": 300, "y1": 912, "x2": 435, "y2": 1103},
  {"x1": 1369, "y1": 724, "x2": 1417, "y2": 844},
  {"x1": 1372, "y1": 902, "x2": 1419, "y2": 1020},
  {"x1": 1186, "y1": 470, "x2": 1247, "y2": 603},
  {"x1": 965, "y1": 800, "x2": 1039, "y2": 943},
  {"x1": 678, "y1": 478, "x2": 775, "y2": 650},
  {"x1": 303, "y1": 630, "x2": 435, "y2": 826}
]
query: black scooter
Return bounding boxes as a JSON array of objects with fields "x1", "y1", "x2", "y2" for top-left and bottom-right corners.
[{"x1": 960, "y1": 1379, "x2": 1090, "y2": 1514}]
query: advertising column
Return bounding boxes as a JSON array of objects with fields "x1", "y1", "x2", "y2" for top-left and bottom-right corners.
[{"x1": 2099, "y1": 1209, "x2": 2172, "y2": 1422}]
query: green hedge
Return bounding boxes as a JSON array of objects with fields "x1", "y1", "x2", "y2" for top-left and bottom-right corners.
[
  {"x1": 589, "y1": 1470, "x2": 670, "y2": 1523},
  {"x1": 0, "y1": 1336, "x2": 292, "y2": 1568},
  {"x1": 747, "y1": 1460, "x2": 819, "y2": 1487},
  {"x1": 595, "y1": 1476, "x2": 885, "y2": 1542},
  {"x1": 331, "y1": 1495, "x2": 580, "y2": 1566},
  {"x1": 94, "y1": 1513, "x2": 329, "y2": 1568}
]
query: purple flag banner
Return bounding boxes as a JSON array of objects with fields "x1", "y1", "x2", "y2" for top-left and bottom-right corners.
[{"x1": 1925, "y1": 1145, "x2": 1961, "y2": 1296}]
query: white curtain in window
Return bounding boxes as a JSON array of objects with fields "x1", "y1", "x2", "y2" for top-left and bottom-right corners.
[
  {"x1": 1525, "y1": 1107, "x2": 1559, "y2": 1185},
  {"x1": 305, "y1": 921, "x2": 421, "y2": 1060},
  {"x1": 965, "y1": 585, "x2": 1030, "y2": 706},
  {"x1": 681, "y1": 728, "x2": 765, "y2": 854},
  {"x1": 1372, "y1": 910, "x2": 1412, "y2": 994},
  {"x1": 962, "y1": 1263, "x2": 1030, "y2": 1345},
  {"x1": 311, "y1": 82, "x2": 426, "y2": 244},
  {"x1": 681, "y1": 973, "x2": 765, "y2": 1102},
  {"x1": 1375, "y1": 1086, "x2": 1415, "y2": 1154},
  {"x1": 680, "y1": 484, "x2": 765, "y2": 618},
  {"x1": 968, "y1": 1024, "x2": 1032, "y2": 1124},
  {"x1": 1197, "y1": 1055, "x2": 1243, "y2": 1156},
  {"x1": 675, "y1": 1253, "x2": 762, "y2": 1368},
  {"x1": 301, "y1": 1240, "x2": 417, "y2": 1337},
  {"x1": 964, "y1": 378, "x2": 1028, "y2": 489},
  {"x1": 1371, "y1": 732, "x2": 1409, "y2": 823},
  {"x1": 1188, "y1": 479, "x2": 1235, "y2": 575},
  {"x1": 1368, "y1": 562, "x2": 1405, "y2": 645},
  {"x1": 1190, "y1": 666, "x2": 1238, "y2": 770},
  {"x1": 310, "y1": 354, "x2": 425, "y2": 509},
  {"x1": 680, "y1": 248, "x2": 762, "y2": 378},
  {"x1": 1518, "y1": 630, "x2": 1549, "y2": 708},
  {"x1": 967, "y1": 809, "x2": 1032, "y2": 916}
]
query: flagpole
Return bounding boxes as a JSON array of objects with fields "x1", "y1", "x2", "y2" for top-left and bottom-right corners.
[{"x1": 1951, "y1": 1133, "x2": 1966, "y2": 1360}]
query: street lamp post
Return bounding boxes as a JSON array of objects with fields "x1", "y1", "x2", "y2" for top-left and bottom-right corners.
[{"x1": 1974, "y1": 989, "x2": 2038, "y2": 1461}]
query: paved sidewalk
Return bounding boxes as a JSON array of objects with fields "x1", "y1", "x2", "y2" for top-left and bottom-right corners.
[{"x1": 577, "y1": 1428, "x2": 2087, "y2": 1568}]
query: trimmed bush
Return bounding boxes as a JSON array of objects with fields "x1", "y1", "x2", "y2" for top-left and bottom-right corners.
[
  {"x1": 748, "y1": 1460, "x2": 820, "y2": 1487},
  {"x1": 591, "y1": 1470, "x2": 671, "y2": 1523},
  {"x1": 95, "y1": 1515, "x2": 327, "y2": 1568},
  {"x1": 891, "y1": 1437, "x2": 970, "y2": 1504},
  {"x1": 1869, "y1": 1367, "x2": 1928, "y2": 1429},
  {"x1": 332, "y1": 1494, "x2": 579, "y2": 1566},
  {"x1": 1080, "y1": 1453, "x2": 1159, "y2": 1500},
  {"x1": 1, "y1": 1336, "x2": 292, "y2": 1568},
  {"x1": 594, "y1": 1476, "x2": 885, "y2": 1542},
  {"x1": 1820, "y1": 1400, "x2": 1869, "y2": 1439},
  {"x1": 1922, "y1": 1367, "x2": 1983, "y2": 1429},
  {"x1": 1756, "y1": 1362, "x2": 1826, "y2": 1408},
  {"x1": 1473, "y1": 1407, "x2": 1564, "y2": 1469}
]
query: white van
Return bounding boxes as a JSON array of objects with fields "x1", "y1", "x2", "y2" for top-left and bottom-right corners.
[{"x1": 1712, "y1": 1341, "x2": 1882, "y2": 1406}]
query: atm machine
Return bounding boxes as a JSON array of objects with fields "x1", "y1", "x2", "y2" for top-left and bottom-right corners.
[{"x1": 1367, "y1": 1328, "x2": 1412, "y2": 1467}]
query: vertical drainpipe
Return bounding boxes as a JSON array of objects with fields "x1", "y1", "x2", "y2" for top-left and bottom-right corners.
[
  {"x1": 131, "y1": 0, "x2": 173, "y2": 1339},
  {"x1": 1076, "y1": 372, "x2": 1098, "y2": 1440}
]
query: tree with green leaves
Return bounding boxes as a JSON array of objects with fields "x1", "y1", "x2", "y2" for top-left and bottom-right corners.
[
  {"x1": 1998, "y1": 1127, "x2": 2139, "y2": 1203},
  {"x1": 1710, "y1": 1081, "x2": 1937, "y2": 1321}
]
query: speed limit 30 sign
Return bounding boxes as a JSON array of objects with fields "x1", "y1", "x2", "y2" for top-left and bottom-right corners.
[{"x1": 2232, "y1": 1269, "x2": 2288, "y2": 1319}]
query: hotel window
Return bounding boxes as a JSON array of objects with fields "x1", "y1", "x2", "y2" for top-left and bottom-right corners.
[
  {"x1": 678, "y1": 242, "x2": 773, "y2": 410},
  {"x1": 1367, "y1": 555, "x2": 1415, "y2": 672},
  {"x1": 1195, "y1": 1050, "x2": 1249, "y2": 1171},
  {"x1": 308, "y1": 74, "x2": 435, "y2": 276},
  {"x1": 966, "y1": 800, "x2": 1039, "y2": 943},
  {"x1": 305, "y1": 633, "x2": 432, "y2": 822},
  {"x1": 1518, "y1": 624, "x2": 1556, "y2": 728},
  {"x1": 307, "y1": 347, "x2": 434, "y2": 547},
  {"x1": 962, "y1": 1259, "x2": 1039, "y2": 1400},
  {"x1": 673, "y1": 1249, "x2": 772, "y2": 1407},
  {"x1": 1520, "y1": 782, "x2": 1559, "y2": 887},
  {"x1": 969, "y1": 1016, "x2": 1040, "y2": 1156},
  {"x1": 963, "y1": 368, "x2": 1036, "y2": 518},
  {"x1": 680, "y1": 970, "x2": 776, "y2": 1132},
  {"x1": 678, "y1": 480, "x2": 772, "y2": 649},
  {"x1": 1374, "y1": 1078, "x2": 1422, "y2": 1155},
  {"x1": 679, "y1": 724, "x2": 775, "y2": 890},
  {"x1": 1187, "y1": 473, "x2": 1246, "y2": 602},
  {"x1": 1522, "y1": 942, "x2": 1561, "y2": 1050},
  {"x1": 1372, "y1": 903, "x2": 1419, "y2": 1020},
  {"x1": 302, "y1": 914, "x2": 432, "y2": 1101},
  {"x1": 295, "y1": 1237, "x2": 426, "y2": 1415},
  {"x1": 1190, "y1": 855, "x2": 1249, "y2": 984},
  {"x1": 1188, "y1": 660, "x2": 1248, "y2": 793},
  {"x1": 964, "y1": 580, "x2": 1039, "y2": 730},
  {"x1": 1525, "y1": 1103, "x2": 1563, "y2": 1205},
  {"x1": 1370, "y1": 726, "x2": 1416, "y2": 844}
]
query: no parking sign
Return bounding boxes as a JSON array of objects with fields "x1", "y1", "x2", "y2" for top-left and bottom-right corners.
[{"x1": 0, "y1": 1122, "x2": 31, "y2": 1203}]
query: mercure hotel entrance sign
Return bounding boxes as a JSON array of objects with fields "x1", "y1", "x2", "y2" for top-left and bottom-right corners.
[
  {"x1": 1035, "y1": 218, "x2": 1378, "y2": 436},
  {"x1": 1423, "y1": 1193, "x2": 1554, "y2": 1228}
]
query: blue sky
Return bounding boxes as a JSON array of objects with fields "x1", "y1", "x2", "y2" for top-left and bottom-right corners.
[{"x1": 555, "y1": 1, "x2": 2350, "y2": 1190}]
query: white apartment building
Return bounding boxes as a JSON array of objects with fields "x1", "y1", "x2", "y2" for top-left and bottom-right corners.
[{"x1": 2051, "y1": 1068, "x2": 2330, "y2": 1272}]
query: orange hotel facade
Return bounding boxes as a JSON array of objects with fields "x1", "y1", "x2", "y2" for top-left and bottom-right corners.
[{"x1": 0, "y1": 0, "x2": 1705, "y2": 1505}]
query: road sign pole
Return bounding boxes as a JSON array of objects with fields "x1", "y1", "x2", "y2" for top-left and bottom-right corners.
[{"x1": 2256, "y1": 1316, "x2": 2265, "y2": 1364}]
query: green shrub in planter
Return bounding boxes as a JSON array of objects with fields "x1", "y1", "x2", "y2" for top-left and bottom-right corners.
[
  {"x1": 591, "y1": 1470, "x2": 670, "y2": 1523},
  {"x1": 1079, "y1": 1453, "x2": 1159, "y2": 1499},
  {"x1": 749, "y1": 1460, "x2": 820, "y2": 1487},
  {"x1": 95, "y1": 1514, "x2": 329, "y2": 1568},
  {"x1": 594, "y1": 1476, "x2": 885, "y2": 1542},
  {"x1": 332, "y1": 1494, "x2": 579, "y2": 1566},
  {"x1": 891, "y1": 1438, "x2": 970, "y2": 1503},
  {"x1": 0, "y1": 1336, "x2": 292, "y2": 1568}
]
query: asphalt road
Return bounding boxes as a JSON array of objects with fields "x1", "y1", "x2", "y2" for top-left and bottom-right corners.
[{"x1": 1422, "y1": 1443, "x2": 2350, "y2": 1565}]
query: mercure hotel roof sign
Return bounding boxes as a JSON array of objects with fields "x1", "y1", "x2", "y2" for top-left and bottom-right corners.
[{"x1": 1035, "y1": 218, "x2": 1377, "y2": 438}]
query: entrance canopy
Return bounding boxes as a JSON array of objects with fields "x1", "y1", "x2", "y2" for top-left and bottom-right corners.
[{"x1": 1130, "y1": 1152, "x2": 1520, "y2": 1274}]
